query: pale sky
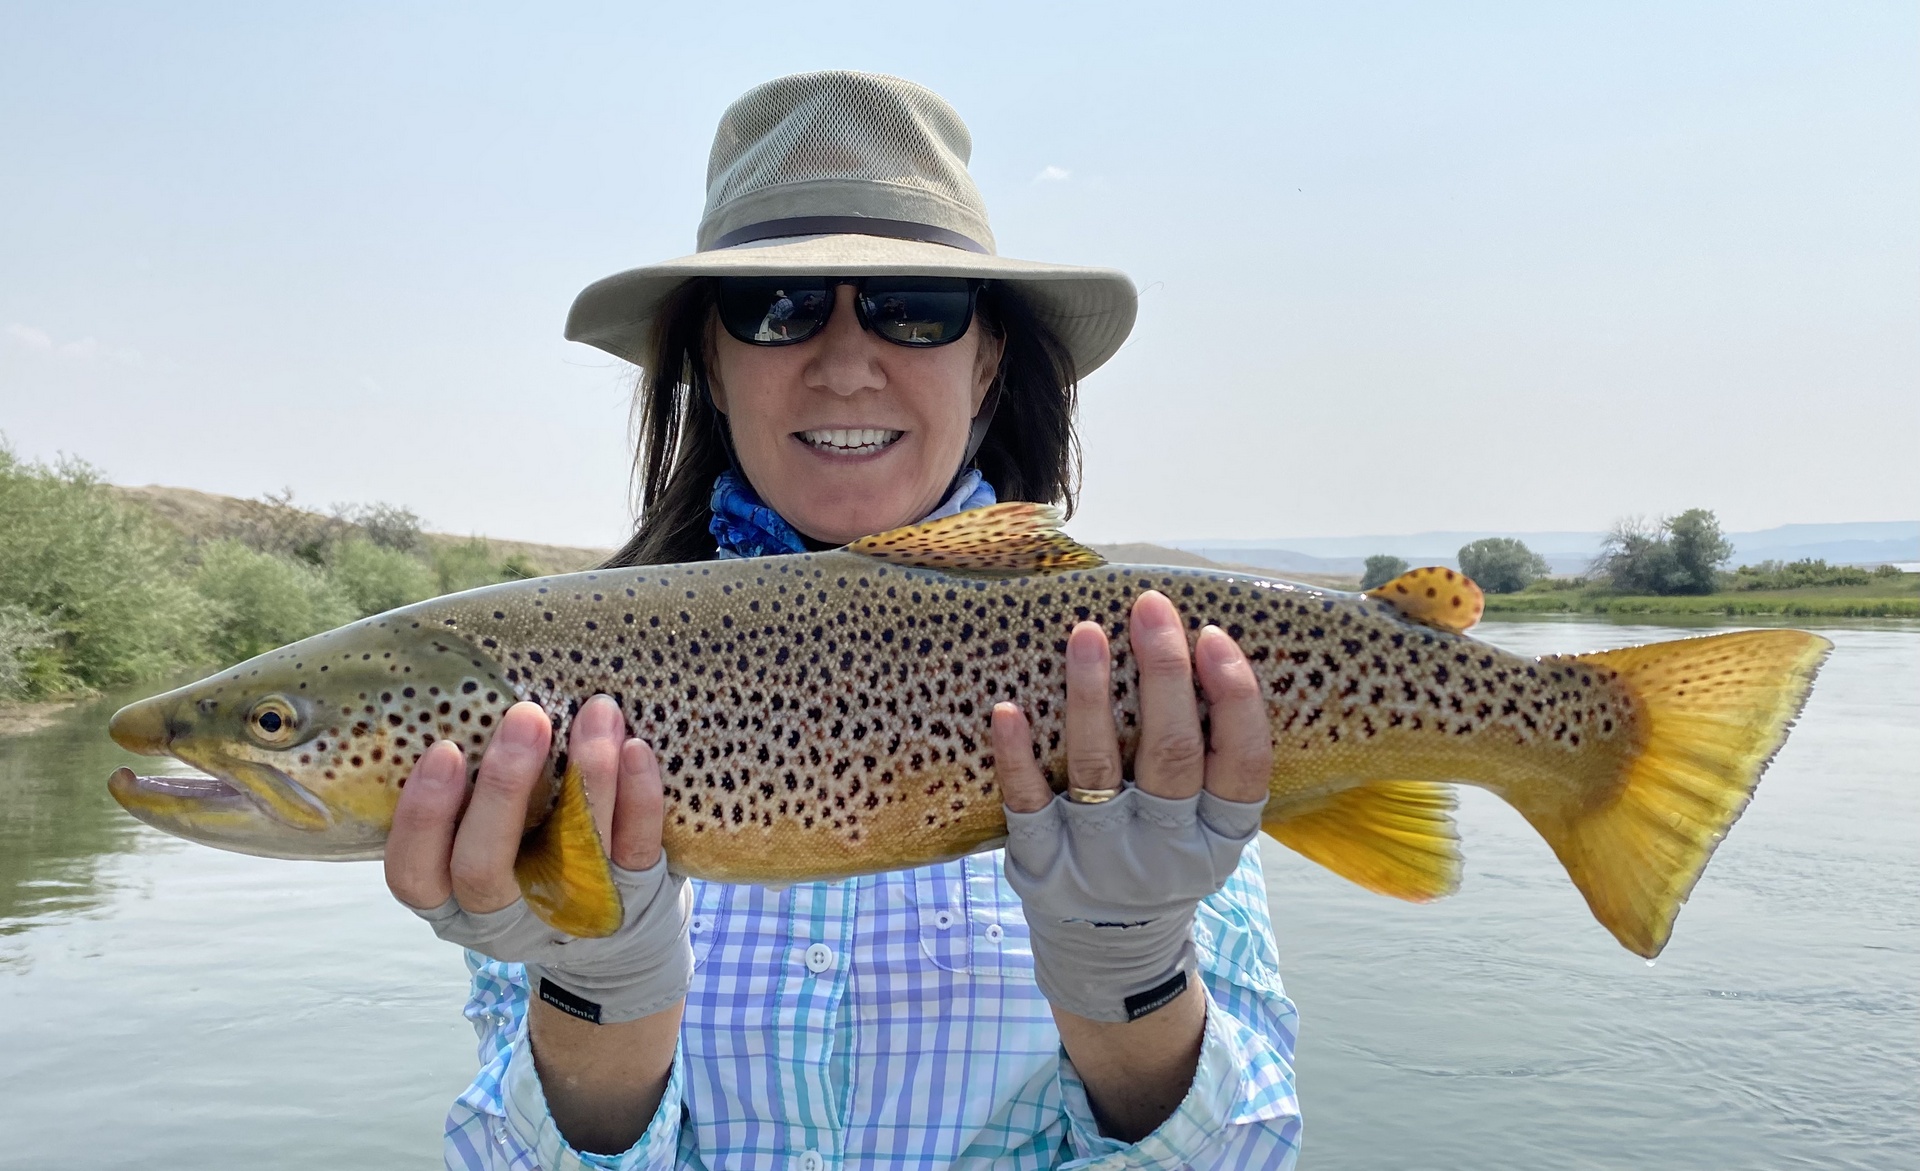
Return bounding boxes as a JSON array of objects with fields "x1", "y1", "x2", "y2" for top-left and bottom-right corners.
[{"x1": 2, "y1": 2, "x2": 1914, "y2": 547}]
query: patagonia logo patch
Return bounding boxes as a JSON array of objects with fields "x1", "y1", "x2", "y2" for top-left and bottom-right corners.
[
  {"x1": 1124, "y1": 971, "x2": 1189, "y2": 1021},
  {"x1": 538, "y1": 977, "x2": 603, "y2": 1025}
]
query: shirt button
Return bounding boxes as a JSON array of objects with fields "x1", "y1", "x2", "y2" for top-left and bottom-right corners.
[
  {"x1": 798, "y1": 1150, "x2": 825, "y2": 1171},
  {"x1": 690, "y1": 915, "x2": 713, "y2": 935},
  {"x1": 984, "y1": 923, "x2": 1004, "y2": 942},
  {"x1": 932, "y1": 910, "x2": 955, "y2": 930},
  {"x1": 804, "y1": 943, "x2": 835, "y2": 974}
]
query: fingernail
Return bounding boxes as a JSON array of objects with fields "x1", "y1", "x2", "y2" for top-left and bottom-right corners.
[
  {"x1": 417, "y1": 741, "x2": 464, "y2": 790},
  {"x1": 498, "y1": 703, "x2": 548, "y2": 750},
  {"x1": 1132, "y1": 590, "x2": 1175, "y2": 632},
  {"x1": 582, "y1": 693, "x2": 620, "y2": 732},
  {"x1": 1067, "y1": 624, "x2": 1104, "y2": 666},
  {"x1": 1197, "y1": 624, "x2": 1238, "y2": 665}
]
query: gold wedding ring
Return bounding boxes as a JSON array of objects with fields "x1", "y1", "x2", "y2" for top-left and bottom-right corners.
[{"x1": 1067, "y1": 783, "x2": 1122, "y2": 805}]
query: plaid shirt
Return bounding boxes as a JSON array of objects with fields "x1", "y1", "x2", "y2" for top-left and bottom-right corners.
[{"x1": 444, "y1": 845, "x2": 1300, "y2": 1170}]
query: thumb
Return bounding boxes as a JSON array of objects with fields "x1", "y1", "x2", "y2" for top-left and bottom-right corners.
[{"x1": 992, "y1": 702, "x2": 1053, "y2": 815}]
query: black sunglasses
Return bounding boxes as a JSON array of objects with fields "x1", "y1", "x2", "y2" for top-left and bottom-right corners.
[{"x1": 715, "y1": 276, "x2": 982, "y2": 348}]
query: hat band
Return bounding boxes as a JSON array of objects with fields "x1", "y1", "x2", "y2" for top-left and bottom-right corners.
[{"x1": 705, "y1": 215, "x2": 989, "y2": 255}]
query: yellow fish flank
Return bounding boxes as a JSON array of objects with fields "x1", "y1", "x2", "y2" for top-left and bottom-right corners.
[{"x1": 108, "y1": 504, "x2": 1830, "y2": 958}]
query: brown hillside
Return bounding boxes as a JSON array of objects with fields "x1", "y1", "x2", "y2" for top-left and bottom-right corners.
[{"x1": 112, "y1": 484, "x2": 610, "y2": 576}]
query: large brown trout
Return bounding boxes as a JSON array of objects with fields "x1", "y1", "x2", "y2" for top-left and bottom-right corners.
[{"x1": 108, "y1": 504, "x2": 1828, "y2": 957}]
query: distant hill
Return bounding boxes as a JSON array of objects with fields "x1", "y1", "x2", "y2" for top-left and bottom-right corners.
[
  {"x1": 1088, "y1": 543, "x2": 1357, "y2": 587},
  {"x1": 113, "y1": 484, "x2": 610, "y2": 575},
  {"x1": 1176, "y1": 521, "x2": 1920, "y2": 576}
]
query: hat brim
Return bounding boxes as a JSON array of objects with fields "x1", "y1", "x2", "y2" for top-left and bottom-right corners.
[{"x1": 564, "y1": 235, "x2": 1138, "y2": 378}]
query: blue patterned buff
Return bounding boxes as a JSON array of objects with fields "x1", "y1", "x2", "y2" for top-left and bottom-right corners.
[{"x1": 708, "y1": 467, "x2": 998, "y2": 558}]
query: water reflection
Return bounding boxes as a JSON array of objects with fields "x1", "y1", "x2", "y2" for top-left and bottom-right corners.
[{"x1": 0, "y1": 687, "x2": 172, "y2": 939}]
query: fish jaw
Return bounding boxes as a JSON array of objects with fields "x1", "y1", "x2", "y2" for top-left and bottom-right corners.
[
  {"x1": 103, "y1": 611, "x2": 521, "y2": 861},
  {"x1": 107, "y1": 767, "x2": 383, "y2": 860}
]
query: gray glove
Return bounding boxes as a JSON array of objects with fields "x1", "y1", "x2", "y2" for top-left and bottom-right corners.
[
  {"x1": 412, "y1": 856, "x2": 692, "y2": 1025},
  {"x1": 1005, "y1": 784, "x2": 1266, "y2": 1023}
]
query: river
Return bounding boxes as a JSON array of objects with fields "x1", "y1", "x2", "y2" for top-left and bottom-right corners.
[{"x1": 2, "y1": 617, "x2": 1914, "y2": 1169}]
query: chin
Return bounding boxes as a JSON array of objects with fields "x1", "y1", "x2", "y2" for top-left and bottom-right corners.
[{"x1": 788, "y1": 489, "x2": 930, "y2": 546}]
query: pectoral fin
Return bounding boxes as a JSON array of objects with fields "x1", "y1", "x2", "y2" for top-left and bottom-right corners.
[
  {"x1": 1265, "y1": 781, "x2": 1463, "y2": 901},
  {"x1": 1366, "y1": 567, "x2": 1485, "y2": 632},
  {"x1": 847, "y1": 502, "x2": 1107, "y2": 574},
  {"x1": 514, "y1": 762, "x2": 623, "y2": 938}
]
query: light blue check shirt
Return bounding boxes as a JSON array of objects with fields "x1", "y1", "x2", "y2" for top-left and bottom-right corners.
[{"x1": 442, "y1": 845, "x2": 1300, "y2": 1170}]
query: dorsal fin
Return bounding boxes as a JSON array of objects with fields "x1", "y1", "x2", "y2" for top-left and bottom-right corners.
[
  {"x1": 846, "y1": 502, "x2": 1107, "y2": 574},
  {"x1": 1366, "y1": 566, "x2": 1484, "y2": 632}
]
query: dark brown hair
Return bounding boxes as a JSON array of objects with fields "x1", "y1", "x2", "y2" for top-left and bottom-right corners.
[{"x1": 603, "y1": 279, "x2": 1081, "y2": 568}]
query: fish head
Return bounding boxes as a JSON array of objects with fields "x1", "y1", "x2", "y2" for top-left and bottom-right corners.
[{"x1": 107, "y1": 613, "x2": 519, "y2": 860}]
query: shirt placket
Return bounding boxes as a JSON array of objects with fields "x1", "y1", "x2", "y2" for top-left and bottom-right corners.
[{"x1": 774, "y1": 879, "x2": 856, "y2": 1170}]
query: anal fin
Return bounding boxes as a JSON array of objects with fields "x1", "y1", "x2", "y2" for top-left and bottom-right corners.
[
  {"x1": 514, "y1": 762, "x2": 623, "y2": 938},
  {"x1": 1366, "y1": 567, "x2": 1485, "y2": 632},
  {"x1": 847, "y1": 502, "x2": 1106, "y2": 574},
  {"x1": 1265, "y1": 781, "x2": 1463, "y2": 901}
]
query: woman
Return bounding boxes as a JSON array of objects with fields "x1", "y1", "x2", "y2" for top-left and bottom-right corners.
[{"x1": 386, "y1": 71, "x2": 1301, "y2": 1170}]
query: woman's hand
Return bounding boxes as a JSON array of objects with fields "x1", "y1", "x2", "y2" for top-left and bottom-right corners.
[
  {"x1": 991, "y1": 590, "x2": 1272, "y2": 1141},
  {"x1": 385, "y1": 693, "x2": 668, "y2": 918},
  {"x1": 385, "y1": 695, "x2": 688, "y2": 1156}
]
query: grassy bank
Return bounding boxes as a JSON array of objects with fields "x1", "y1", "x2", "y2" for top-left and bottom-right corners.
[
  {"x1": 0, "y1": 447, "x2": 606, "y2": 703},
  {"x1": 1483, "y1": 580, "x2": 1920, "y2": 618}
]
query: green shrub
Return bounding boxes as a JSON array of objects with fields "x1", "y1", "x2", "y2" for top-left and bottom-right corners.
[
  {"x1": 0, "y1": 604, "x2": 57, "y2": 700},
  {"x1": 1457, "y1": 538, "x2": 1549, "y2": 594},
  {"x1": 433, "y1": 539, "x2": 507, "y2": 595},
  {"x1": 325, "y1": 536, "x2": 438, "y2": 617},
  {"x1": 0, "y1": 446, "x2": 212, "y2": 694},
  {"x1": 1731, "y1": 558, "x2": 1867, "y2": 590},
  {"x1": 336, "y1": 502, "x2": 425, "y2": 554},
  {"x1": 1359, "y1": 554, "x2": 1409, "y2": 590},
  {"x1": 192, "y1": 540, "x2": 356, "y2": 662}
]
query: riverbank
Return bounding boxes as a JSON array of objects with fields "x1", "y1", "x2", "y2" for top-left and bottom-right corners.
[{"x1": 1483, "y1": 579, "x2": 1920, "y2": 618}]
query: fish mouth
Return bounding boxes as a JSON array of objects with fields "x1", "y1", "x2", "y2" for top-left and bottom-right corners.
[
  {"x1": 797, "y1": 428, "x2": 904, "y2": 456},
  {"x1": 109, "y1": 767, "x2": 254, "y2": 811},
  {"x1": 107, "y1": 767, "x2": 378, "y2": 861}
]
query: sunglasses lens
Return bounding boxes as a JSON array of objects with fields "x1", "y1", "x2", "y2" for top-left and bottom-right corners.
[
  {"x1": 717, "y1": 279, "x2": 832, "y2": 344},
  {"x1": 859, "y1": 278, "x2": 975, "y2": 346}
]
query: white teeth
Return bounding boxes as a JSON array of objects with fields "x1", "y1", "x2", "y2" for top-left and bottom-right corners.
[{"x1": 801, "y1": 428, "x2": 903, "y2": 453}]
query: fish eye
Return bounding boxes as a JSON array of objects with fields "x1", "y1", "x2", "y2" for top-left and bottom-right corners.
[{"x1": 247, "y1": 696, "x2": 299, "y2": 746}]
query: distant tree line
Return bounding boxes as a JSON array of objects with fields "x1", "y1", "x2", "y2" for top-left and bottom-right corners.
[{"x1": 1358, "y1": 508, "x2": 1899, "y2": 599}]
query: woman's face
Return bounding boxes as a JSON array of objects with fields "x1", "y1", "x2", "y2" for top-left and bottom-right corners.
[{"x1": 710, "y1": 283, "x2": 1004, "y2": 546}]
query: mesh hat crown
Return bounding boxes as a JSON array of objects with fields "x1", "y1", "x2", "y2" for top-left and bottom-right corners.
[{"x1": 566, "y1": 71, "x2": 1136, "y2": 377}]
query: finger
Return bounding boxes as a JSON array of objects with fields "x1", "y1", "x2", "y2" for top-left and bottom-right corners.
[
  {"x1": 1195, "y1": 625, "x2": 1274, "y2": 804},
  {"x1": 1130, "y1": 591, "x2": 1206, "y2": 799},
  {"x1": 992, "y1": 702, "x2": 1052, "y2": 814},
  {"x1": 384, "y1": 739, "x2": 467, "y2": 910},
  {"x1": 567, "y1": 694, "x2": 627, "y2": 848},
  {"x1": 610, "y1": 738, "x2": 665, "y2": 871},
  {"x1": 448, "y1": 700, "x2": 551, "y2": 913},
  {"x1": 1064, "y1": 621, "x2": 1125, "y2": 797}
]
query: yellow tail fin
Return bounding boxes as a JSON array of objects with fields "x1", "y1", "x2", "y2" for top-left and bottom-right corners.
[
  {"x1": 1524, "y1": 629, "x2": 1830, "y2": 958},
  {"x1": 1266, "y1": 781, "x2": 1463, "y2": 901},
  {"x1": 514, "y1": 762, "x2": 624, "y2": 938}
]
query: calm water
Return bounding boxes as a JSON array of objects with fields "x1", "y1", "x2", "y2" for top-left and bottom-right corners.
[{"x1": 1, "y1": 618, "x2": 1914, "y2": 1169}]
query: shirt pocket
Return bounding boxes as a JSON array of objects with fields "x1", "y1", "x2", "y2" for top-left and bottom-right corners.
[
  {"x1": 910, "y1": 861, "x2": 974, "y2": 973},
  {"x1": 687, "y1": 878, "x2": 728, "y2": 970}
]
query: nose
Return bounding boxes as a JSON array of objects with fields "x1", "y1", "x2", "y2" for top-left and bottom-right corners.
[
  {"x1": 109, "y1": 699, "x2": 173, "y2": 755},
  {"x1": 807, "y1": 285, "x2": 885, "y2": 397}
]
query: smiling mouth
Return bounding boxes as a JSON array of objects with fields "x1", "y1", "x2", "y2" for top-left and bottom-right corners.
[{"x1": 799, "y1": 428, "x2": 903, "y2": 455}]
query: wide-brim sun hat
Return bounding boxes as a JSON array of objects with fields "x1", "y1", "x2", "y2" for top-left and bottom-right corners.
[{"x1": 565, "y1": 70, "x2": 1138, "y2": 377}]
